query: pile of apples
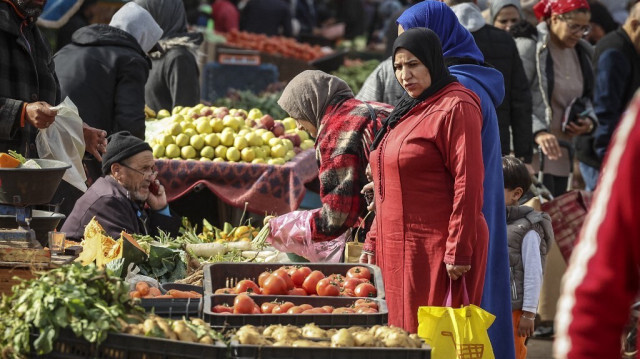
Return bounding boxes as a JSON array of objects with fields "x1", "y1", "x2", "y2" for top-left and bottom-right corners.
[{"x1": 147, "y1": 105, "x2": 314, "y2": 165}]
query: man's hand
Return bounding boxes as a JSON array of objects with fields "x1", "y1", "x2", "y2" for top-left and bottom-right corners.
[
  {"x1": 25, "y1": 102, "x2": 57, "y2": 129},
  {"x1": 535, "y1": 131, "x2": 562, "y2": 161},
  {"x1": 361, "y1": 181, "x2": 375, "y2": 212},
  {"x1": 359, "y1": 252, "x2": 375, "y2": 264},
  {"x1": 518, "y1": 311, "x2": 536, "y2": 337},
  {"x1": 83, "y1": 123, "x2": 107, "y2": 161},
  {"x1": 564, "y1": 118, "x2": 594, "y2": 136},
  {"x1": 446, "y1": 264, "x2": 471, "y2": 280},
  {"x1": 146, "y1": 179, "x2": 168, "y2": 211}
]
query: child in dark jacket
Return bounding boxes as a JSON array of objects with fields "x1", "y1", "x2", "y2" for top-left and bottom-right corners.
[{"x1": 503, "y1": 156, "x2": 554, "y2": 359}]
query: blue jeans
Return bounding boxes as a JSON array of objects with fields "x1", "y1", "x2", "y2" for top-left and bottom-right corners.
[{"x1": 579, "y1": 162, "x2": 600, "y2": 191}]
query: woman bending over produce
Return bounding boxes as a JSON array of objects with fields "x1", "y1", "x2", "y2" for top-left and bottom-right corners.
[
  {"x1": 267, "y1": 71, "x2": 392, "y2": 260},
  {"x1": 367, "y1": 28, "x2": 489, "y2": 332}
]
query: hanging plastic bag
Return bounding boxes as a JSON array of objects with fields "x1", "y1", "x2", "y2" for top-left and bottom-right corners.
[
  {"x1": 124, "y1": 263, "x2": 161, "y2": 292},
  {"x1": 266, "y1": 208, "x2": 347, "y2": 262},
  {"x1": 417, "y1": 278, "x2": 495, "y2": 359},
  {"x1": 36, "y1": 97, "x2": 87, "y2": 192}
]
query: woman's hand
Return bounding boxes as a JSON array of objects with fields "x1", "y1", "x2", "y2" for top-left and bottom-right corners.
[
  {"x1": 518, "y1": 311, "x2": 536, "y2": 337},
  {"x1": 446, "y1": 264, "x2": 470, "y2": 280},
  {"x1": 564, "y1": 118, "x2": 594, "y2": 136},
  {"x1": 361, "y1": 181, "x2": 375, "y2": 211},
  {"x1": 535, "y1": 132, "x2": 562, "y2": 161},
  {"x1": 359, "y1": 252, "x2": 376, "y2": 264}
]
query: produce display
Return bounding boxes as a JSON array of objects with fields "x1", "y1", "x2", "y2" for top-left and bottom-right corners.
[
  {"x1": 75, "y1": 218, "x2": 147, "y2": 270},
  {"x1": 120, "y1": 315, "x2": 219, "y2": 344},
  {"x1": 212, "y1": 295, "x2": 380, "y2": 315},
  {"x1": 146, "y1": 104, "x2": 314, "y2": 165},
  {"x1": 0, "y1": 150, "x2": 42, "y2": 169},
  {"x1": 331, "y1": 59, "x2": 381, "y2": 95},
  {"x1": 222, "y1": 29, "x2": 327, "y2": 61},
  {"x1": 233, "y1": 323, "x2": 424, "y2": 348},
  {"x1": 214, "y1": 85, "x2": 288, "y2": 120},
  {"x1": 212, "y1": 265, "x2": 378, "y2": 298},
  {"x1": 129, "y1": 281, "x2": 202, "y2": 299}
]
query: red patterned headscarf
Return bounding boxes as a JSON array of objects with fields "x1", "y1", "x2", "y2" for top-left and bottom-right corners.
[{"x1": 533, "y1": 0, "x2": 590, "y2": 20}]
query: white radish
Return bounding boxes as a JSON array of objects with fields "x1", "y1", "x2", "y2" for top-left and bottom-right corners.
[{"x1": 186, "y1": 242, "x2": 226, "y2": 257}]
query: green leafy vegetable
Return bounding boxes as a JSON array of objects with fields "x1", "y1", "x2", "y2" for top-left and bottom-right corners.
[{"x1": 8, "y1": 150, "x2": 26, "y2": 164}]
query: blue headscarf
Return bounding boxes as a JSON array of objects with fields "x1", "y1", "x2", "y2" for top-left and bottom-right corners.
[{"x1": 397, "y1": 1, "x2": 484, "y2": 62}]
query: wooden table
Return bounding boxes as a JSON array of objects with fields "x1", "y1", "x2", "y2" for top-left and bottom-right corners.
[{"x1": 0, "y1": 248, "x2": 75, "y2": 296}]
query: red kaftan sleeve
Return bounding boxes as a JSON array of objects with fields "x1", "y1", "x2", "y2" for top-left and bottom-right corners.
[
  {"x1": 363, "y1": 215, "x2": 377, "y2": 253},
  {"x1": 435, "y1": 100, "x2": 485, "y2": 266},
  {"x1": 554, "y1": 96, "x2": 640, "y2": 359}
]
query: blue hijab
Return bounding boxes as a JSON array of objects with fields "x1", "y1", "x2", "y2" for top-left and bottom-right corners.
[{"x1": 399, "y1": 3, "x2": 514, "y2": 359}]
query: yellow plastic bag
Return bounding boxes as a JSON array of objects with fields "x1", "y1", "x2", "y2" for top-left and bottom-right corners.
[{"x1": 417, "y1": 279, "x2": 495, "y2": 359}]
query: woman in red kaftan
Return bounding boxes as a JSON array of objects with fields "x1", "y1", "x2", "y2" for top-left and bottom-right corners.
[{"x1": 367, "y1": 28, "x2": 489, "y2": 333}]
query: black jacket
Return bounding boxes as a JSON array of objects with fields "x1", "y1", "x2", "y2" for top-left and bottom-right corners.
[
  {"x1": 54, "y1": 24, "x2": 150, "y2": 140},
  {"x1": 240, "y1": 0, "x2": 292, "y2": 37},
  {"x1": 473, "y1": 25, "x2": 533, "y2": 162},
  {"x1": 0, "y1": 1, "x2": 60, "y2": 156},
  {"x1": 61, "y1": 176, "x2": 181, "y2": 241}
]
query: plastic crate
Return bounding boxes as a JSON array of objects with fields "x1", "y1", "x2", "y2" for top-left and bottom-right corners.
[
  {"x1": 203, "y1": 295, "x2": 387, "y2": 329},
  {"x1": 232, "y1": 342, "x2": 431, "y2": 359},
  {"x1": 30, "y1": 330, "x2": 228, "y2": 359},
  {"x1": 203, "y1": 263, "x2": 385, "y2": 299},
  {"x1": 139, "y1": 297, "x2": 202, "y2": 319}
]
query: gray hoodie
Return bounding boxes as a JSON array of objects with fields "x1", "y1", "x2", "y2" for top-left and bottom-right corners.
[{"x1": 489, "y1": 0, "x2": 523, "y2": 25}]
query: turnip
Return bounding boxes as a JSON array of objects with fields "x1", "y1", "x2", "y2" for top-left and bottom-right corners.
[{"x1": 185, "y1": 242, "x2": 226, "y2": 257}]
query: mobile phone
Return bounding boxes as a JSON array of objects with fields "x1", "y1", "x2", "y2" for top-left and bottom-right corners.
[{"x1": 149, "y1": 180, "x2": 160, "y2": 195}]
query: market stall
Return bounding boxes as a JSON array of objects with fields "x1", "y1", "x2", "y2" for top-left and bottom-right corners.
[{"x1": 156, "y1": 148, "x2": 318, "y2": 216}]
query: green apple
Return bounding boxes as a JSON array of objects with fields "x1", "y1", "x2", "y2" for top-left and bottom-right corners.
[
  {"x1": 296, "y1": 129, "x2": 310, "y2": 142},
  {"x1": 158, "y1": 134, "x2": 174, "y2": 147},
  {"x1": 214, "y1": 145, "x2": 228, "y2": 159},
  {"x1": 157, "y1": 109, "x2": 171, "y2": 119},
  {"x1": 210, "y1": 118, "x2": 224, "y2": 133},
  {"x1": 234, "y1": 136, "x2": 248, "y2": 151},
  {"x1": 284, "y1": 150, "x2": 296, "y2": 161},
  {"x1": 241, "y1": 147, "x2": 255, "y2": 162},
  {"x1": 195, "y1": 118, "x2": 212, "y2": 134},
  {"x1": 282, "y1": 117, "x2": 297, "y2": 131},
  {"x1": 247, "y1": 108, "x2": 263, "y2": 120},
  {"x1": 252, "y1": 158, "x2": 265, "y2": 164},
  {"x1": 268, "y1": 158, "x2": 286, "y2": 165},
  {"x1": 175, "y1": 133, "x2": 189, "y2": 147},
  {"x1": 167, "y1": 122, "x2": 182, "y2": 136},
  {"x1": 213, "y1": 157, "x2": 225, "y2": 162},
  {"x1": 200, "y1": 157, "x2": 210, "y2": 161},
  {"x1": 268, "y1": 137, "x2": 282, "y2": 147},
  {"x1": 261, "y1": 145, "x2": 271, "y2": 156},
  {"x1": 281, "y1": 138, "x2": 294, "y2": 151},
  {"x1": 204, "y1": 133, "x2": 220, "y2": 147},
  {"x1": 226, "y1": 147, "x2": 241, "y2": 162},
  {"x1": 183, "y1": 128, "x2": 197, "y2": 138},
  {"x1": 237, "y1": 129, "x2": 249, "y2": 136},
  {"x1": 171, "y1": 114, "x2": 185, "y2": 123},
  {"x1": 200, "y1": 145, "x2": 215, "y2": 159},
  {"x1": 165, "y1": 144, "x2": 181, "y2": 159},
  {"x1": 254, "y1": 128, "x2": 267, "y2": 136},
  {"x1": 190, "y1": 134, "x2": 205, "y2": 150},
  {"x1": 152, "y1": 144, "x2": 165, "y2": 158},
  {"x1": 270, "y1": 144, "x2": 286, "y2": 158},
  {"x1": 180, "y1": 121, "x2": 195, "y2": 131},
  {"x1": 300, "y1": 139, "x2": 315, "y2": 150},
  {"x1": 172, "y1": 106, "x2": 183, "y2": 115},
  {"x1": 179, "y1": 107, "x2": 190, "y2": 116},
  {"x1": 245, "y1": 132, "x2": 263, "y2": 147},
  {"x1": 219, "y1": 131, "x2": 234, "y2": 147},
  {"x1": 222, "y1": 115, "x2": 240, "y2": 132},
  {"x1": 193, "y1": 103, "x2": 204, "y2": 111},
  {"x1": 260, "y1": 131, "x2": 275, "y2": 143},
  {"x1": 181, "y1": 145, "x2": 197, "y2": 159}
]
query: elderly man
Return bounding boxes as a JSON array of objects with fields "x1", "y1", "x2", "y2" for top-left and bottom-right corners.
[{"x1": 62, "y1": 132, "x2": 181, "y2": 240}]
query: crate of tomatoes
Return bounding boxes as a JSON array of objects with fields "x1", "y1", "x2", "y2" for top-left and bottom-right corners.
[
  {"x1": 203, "y1": 263, "x2": 384, "y2": 299},
  {"x1": 203, "y1": 294, "x2": 386, "y2": 328}
]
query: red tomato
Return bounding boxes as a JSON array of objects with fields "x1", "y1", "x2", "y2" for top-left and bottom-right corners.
[
  {"x1": 298, "y1": 304, "x2": 313, "y2": 311},
  {"x1": 341, "y1": 288, "x2": 356, "y2": 297},
  {"x1": 233, "y1": 294, "x2": 256, "y2": 314},
  {"x1": 258, "y1": 271, "x2": 272, "y2": 288},
  {"x1": 327, "y1": 273, "x2": 345, "y2": 284},
  {"x1": 261, "y1": 302, "x2": 277, "y2": 314},
  {"x1": 272, "y1": 269, "x2": 294, "y2": 290},
  {"x1": 332, "y1": 307, "x2": 356, "y2": 314},
  {"x1": 356, "y1": 306, "x2": 378, "y2": 314},
  {"x1": 354, "y1": 282, "x2": 377, "y2": 297},
  {"x1": 302, "y1": 270, "x2": 325, "y2": 295},
  {"x1": 302, "y1": 307, "x2": 327, "y2": 314},
  {"x1": 253, "y1": 304, "x2": 261, "y2": 314},
  {"x1": 287, "y1": 287, "x2": 307, "y2": 296},
  {"x1": 262, "y1": 274, "x2": 288, "y2": 295},
  {"x1": 287, "y1": 306, "x2": 304, "y2": 314},
  {"x1": 289, "y1": 266, "x2": 312, "y2": 287},
  {"x1": 235, "y1": 279, "x2": 261, "y2": 294},
  {"x1": 215, "y1": 287, "x2": 236, "y2": 294},
  {"x1": 347, "y1": 266, "x2": 372, "y2": 281},
  {"x1": 321, "y1": 305, "x2": 334, "y2": 313},
  {"x1": 316, "y1": 278, "x2": 340, "y2": 296},
  {"x1": 212, "y1": 304, "x2": 233, "y2": 313},
  {"x1": 354, "y1": 299, "x2": 379, "y2": 310},
  {"x1": 342, "y1": 278, "x2": 364, "y2": 292},
  {"x1": 273, "y1": 301, "x2": 295, "y2": 314}
]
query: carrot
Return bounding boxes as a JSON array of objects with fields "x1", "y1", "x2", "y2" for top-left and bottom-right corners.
[
  {"x1": 135, "y1": 281, "x2": 150, "y2": 296},
  {"x1": 148, "y1": 287, "x2": 162, "y2": 297},
  {"x1": 153, "y1": 294, "x2": 174, "y2": 299},
  {"x1": 129, "y1": 291, "x2": 141, "y2": 298},
  {"x1": 0, "y1": 153, "x2": 21, "y2": 168},
  {"x1": 167, "y1": 289, "x2": 202, "y2": 299}
]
